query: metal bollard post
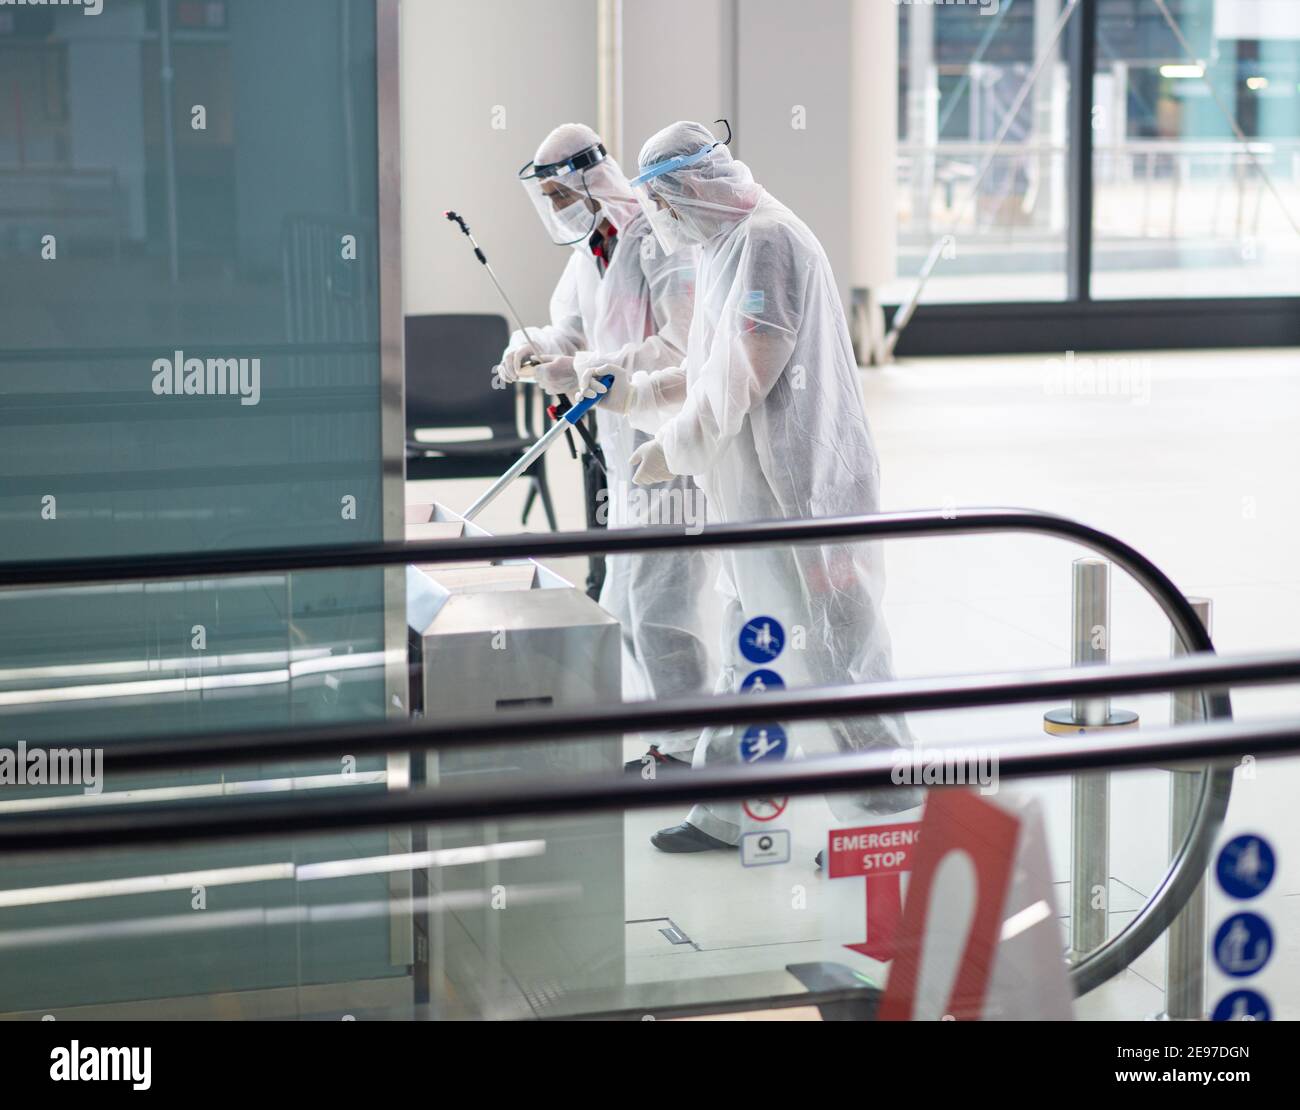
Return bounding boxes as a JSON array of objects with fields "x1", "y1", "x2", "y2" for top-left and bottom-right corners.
[
  {"x1": 1073, "y1": 558, "x2": 1110, "y2": 725},
  {"x1": 1161, "y1": 597, "x2": 1213, "y2": 1020},
  {"x1": 1045, "y1": 559, "x2": 1139, "y2": 961}
]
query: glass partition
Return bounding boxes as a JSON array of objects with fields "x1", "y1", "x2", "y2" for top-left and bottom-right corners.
[
  {"x1": 0, "y1": 1, "x2": 403, "y2": 1006},
  {"x1": 0, "y1": 0, "x2": 399, "y2": 741},
  {"x1": 0, "y1": 741, "x2": 1288, "y2": 1021},
  {"x1": 1, "y1": 521, "x2": 1295, "y2": 1020}
]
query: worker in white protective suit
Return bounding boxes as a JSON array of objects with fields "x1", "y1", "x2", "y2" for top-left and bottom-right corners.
[
  {"x1": 578, "y1": 121, "x2": 918, "y2": 853},
  {"x1": 496, "y1": 123, "x2": 718, "y2": 770}
]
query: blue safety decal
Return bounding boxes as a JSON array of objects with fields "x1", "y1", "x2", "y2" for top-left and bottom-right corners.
[
  {"x1": 1216, "y1": 834, "x2": 1275, "y2": 900},
  {"x1": 1212, "y1": 912, "x2": 1273, "y2": 978},
  {"x1": 1211, "y1": 989, "x2": 1271, "y2": 1022},
  {"x1": 739, "y1": 616, "x2": 784, "y2": 664},
  {"x1": 739, "y1": 724, "x2": 787, "y2": 763},
  {"x1": 741, "y1": 669, "x2": 785, "y2": 693}
]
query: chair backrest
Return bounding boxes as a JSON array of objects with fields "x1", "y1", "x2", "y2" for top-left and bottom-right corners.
[{"x1": 404, "y1": 313, "x2": 514, "y2": 437}]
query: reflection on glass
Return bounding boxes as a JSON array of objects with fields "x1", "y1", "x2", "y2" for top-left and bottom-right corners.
[
  {"x1": 1092, "y1": 0, "x2": 1300, "y2": 297},
  {"x1": 0, "y1": 2, "x2": 389, "y2": 732},
  {"x1": 0, "y1": 757, "x2": 1254, "y2": 1021},
  {"x1": 891, "y1": 0, "x2": 1073, "y2": 304},
  {"x1": 0, "y1": 1, "x2": 393, "y2": 1006}
]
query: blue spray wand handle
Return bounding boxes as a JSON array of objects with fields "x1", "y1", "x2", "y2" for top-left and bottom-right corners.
[
  {"x1": 462, "y1": 376, "x2": 614, "y2": 521},
  {"x1": 564, "y1": 375, "x2": 615, "y2": 423}
]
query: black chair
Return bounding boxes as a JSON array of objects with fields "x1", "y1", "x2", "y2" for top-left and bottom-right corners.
[{"x1": 404, "y1": 313, "x2": 557, "y2": 530}]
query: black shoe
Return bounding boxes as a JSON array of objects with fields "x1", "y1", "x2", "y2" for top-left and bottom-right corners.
[
  {"x1": 650, "y1": 822, "x2": 737, "y2": 853},
  {"x1": 624, "y1": 745, "x2": 692, "y2": 775}
]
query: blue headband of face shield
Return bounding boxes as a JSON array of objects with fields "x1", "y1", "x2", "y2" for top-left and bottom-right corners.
[{"x1": 631, "y1": 119, "x2": 732, "y2": 186}]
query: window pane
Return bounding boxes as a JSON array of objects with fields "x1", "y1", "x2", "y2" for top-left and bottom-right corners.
[
  {"x1": 890, "y1": 0, "x2": 1074, "y2": 305},
  {"x1": 1092, "y1": 0, "x2": 1300, "y2": 298}
]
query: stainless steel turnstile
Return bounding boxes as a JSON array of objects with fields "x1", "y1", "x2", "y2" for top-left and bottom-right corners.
[{"x1": 405, "y1": 504, "x2": 624, "y2": 1017}]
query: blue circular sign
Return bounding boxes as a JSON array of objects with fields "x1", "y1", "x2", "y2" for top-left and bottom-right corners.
[
  {"x1": 739, "y1": 616, "x2": 785, "y2": 664},
  {"x1": 1212, "y1": 912, "x2": 1273, "y2": 978},
  {"x1": 739, "y1": 724, "x2": 788, "y2": 763},
  {"x1": 741, "y1": 669, "x2": 785, "y2": 693},
  {"x1": 1211, "y1": 989, "x2": 1271, "y2": 1022},
  {"x1": 1216, "y1": 834, "x2": 1276, "y2": 900}
]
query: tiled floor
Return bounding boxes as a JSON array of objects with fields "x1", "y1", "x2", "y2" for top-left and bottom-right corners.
[{"x1": 412, "y1": 346, "x2": 1300, "y2": 1019}]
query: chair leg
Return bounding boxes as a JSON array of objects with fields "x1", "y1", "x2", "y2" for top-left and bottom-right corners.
[
  {"x1": 533, "y1": 470, "x2": 559, "y2": 532},
  {"x1": 521, "y1": 483, "x2": 539, "y2": 525}
]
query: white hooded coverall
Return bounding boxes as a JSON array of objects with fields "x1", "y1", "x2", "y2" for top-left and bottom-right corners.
[
  {"x1": 618, "y1": 122, "x2": 917, "y2": 841},
  {"x1": 504, "y1": 124, "x2": 718, "y2": 754}
]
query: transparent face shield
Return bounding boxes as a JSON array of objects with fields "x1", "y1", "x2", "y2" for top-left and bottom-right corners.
[
  {"x1": 632, "y1": 180, "x2": 688, "y2": 256},
  {"x1": 518, "y1": 143, "x2": 607, "y2": 247},
  {"x1": 631, "y1": 119, "x2": 732, "y2": 256}
]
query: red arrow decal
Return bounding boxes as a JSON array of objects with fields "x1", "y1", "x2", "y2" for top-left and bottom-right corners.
[{"x1": 845, "y1": 872, "x2": 903, "y2": 961}]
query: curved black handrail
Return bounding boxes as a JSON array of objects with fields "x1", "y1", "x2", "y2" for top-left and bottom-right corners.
[
  {"x1": 0, "y1": 713, "x2": 1278, "y2": 853},
  {"x1": 0, "y1": 511, "x2": 1239, "y2": 636},
  {"x1": 5, "y1": 649, "x2": 1286, "y2": 776},
  {"x1": 0, "y1": 508, "x2": 1236, "y2": 998}
]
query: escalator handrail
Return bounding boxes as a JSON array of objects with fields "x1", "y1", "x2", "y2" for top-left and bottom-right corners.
[
  {"x1": 3, "y1": 648, "x2": 1287, "y2": 776},
  {"x1": 0, "y1": 712, "x2": 1269, "y2": 845}
]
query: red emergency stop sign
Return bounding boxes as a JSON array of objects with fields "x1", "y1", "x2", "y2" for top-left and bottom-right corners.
[{"x1": 828, "y1": 821, "x2": 922, "y2": 961}]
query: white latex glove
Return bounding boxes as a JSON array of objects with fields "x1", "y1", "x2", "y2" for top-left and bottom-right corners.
[
  {"x1": 630, "y1": 437, "x2": 675, "y2": 487},
  {"x1": 534, "y1": 354, "x2": 579, "y2": 395},
  {"x1": 495, "y1": 342, "x2": 539, "y2": 384},
  {"x1": 576, "y1": 359, "x2": 634, "y2": 415}
]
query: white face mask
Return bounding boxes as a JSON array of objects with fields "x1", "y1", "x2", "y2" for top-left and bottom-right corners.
[
  {"x1": 521, "y1": 164, "x2": 603, "y2": 246},
  {"x1": 552, "y1": 197, "x2": 596, "y2": 242}
]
